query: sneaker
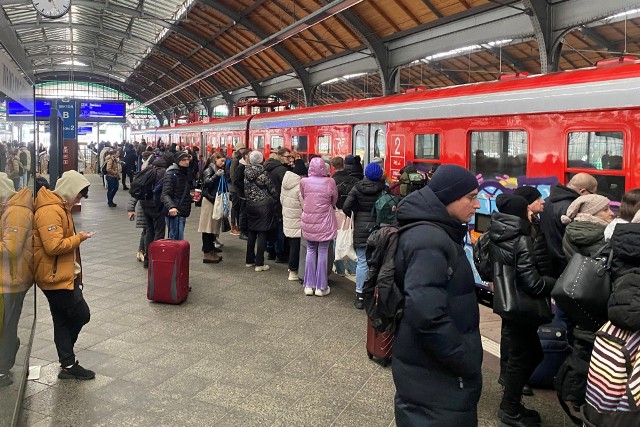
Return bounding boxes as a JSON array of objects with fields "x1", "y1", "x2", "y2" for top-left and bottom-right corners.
[
  {"x1": 245, "y1": 263, "x2": 255, "y2": 267},
  {"x1": 0, "y1": 373, "x2": 13, "y2": 388},
  {"x1": 108, "y1": 202, "x2": 117, "y2": 207},
  {"x1": 315, "y1": 287, "x2": 331, "y2": 297},
  {"x1": 497, "y1": 408, "x2": 541, "y2": 427},
  {"x1": 212, "y1": 246, "x2": 223, "y2": 253},
  {"x1": 288, "y1": 271, "x2": 299, "y2": 281},
  {"x1": 239, "y1": 233, "x2": 248, "y2": 241},
  {"x1": 354, "y1": 293, "x2": 364, "y2": 309},
  {"x1": 304, "y1": 287, "x2": 315, "y2": 296},
  {"x1": 255, "y1": 265, "x2": 270, "y2": 272},
  {"x1": 58, "y1": 361, "x2": 95, "y2": 380},
  {"x1": 136, "y1": 250, "x2": 144, "y2": 262},
  {"x1": 214, "y1": 240, "x2": 224, "y2": 248}
]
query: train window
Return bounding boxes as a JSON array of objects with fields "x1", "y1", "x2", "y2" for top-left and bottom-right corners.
[
  {"x1": 567, "y1": 131, "x2": 623, "y2": 170},
  {"x1": 566, "y1": 173, "x2": 625, "y2": 202},
  {"x1": 374, "y1": 129, "x2": 385, "y2": 159},
  {"x1": 253, "y1": 135, "x2": 264, "y2": 149},
  {"x1": 414, "y1": 134, "x2": 440, "y2": 160},
  {"x1": 355, "y1": 130, "x2": 366, "y2": 158},
  {"x1": 232, "y1": 136, "x2": 240, "y2": 148},
  {"x1": 271, "y1": 136, "x2": 284, "y2": 150},
  {"x1": 318, "y1": 135, "x2": 331, "y2": 154},
  {"x1": 469, "y1": 130, "x2": 528, "y2": 178},
  {"x1": 292, "y1": 135, "x2": 307, "y2": 152}
]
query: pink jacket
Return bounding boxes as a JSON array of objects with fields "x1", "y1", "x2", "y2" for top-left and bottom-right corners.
[{"x1": 300, "y1": 157, "x2": 338, "y2": 242}]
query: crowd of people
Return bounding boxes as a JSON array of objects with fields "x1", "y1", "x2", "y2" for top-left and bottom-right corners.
[{"x1": 1, "y1": 140, "x2": 33, "y2": 190}]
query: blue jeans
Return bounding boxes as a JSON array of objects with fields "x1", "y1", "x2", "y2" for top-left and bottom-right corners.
[
  {"x1": 105, "y1": 176, "x2": 118, "y2": 203},
  {"x1": 355, "y1": 247, "x2": 367, "y2": 294},
  {"x1": 165, "y1": 216, "x2": 186, "y2": 240}
]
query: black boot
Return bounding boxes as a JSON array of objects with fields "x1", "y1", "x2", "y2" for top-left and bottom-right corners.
[
  {"x1": 497, "y1": 406, "x2": 541, "y2": 427},
  {"x1": 354, "y1": 292, "x2": 364, "y2": 309}
]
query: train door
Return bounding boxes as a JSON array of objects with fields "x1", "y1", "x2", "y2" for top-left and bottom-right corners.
[{"x1": 352, "y1": 124, "x2": 386, "y2": 166}]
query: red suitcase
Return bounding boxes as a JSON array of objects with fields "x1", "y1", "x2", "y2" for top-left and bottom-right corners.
[
  {"x1": 366, "y1": 318, "x2": 392, "y2": 367},
  {"x1": 147, "y1": 239, "x2": 190, "y2": 304}
]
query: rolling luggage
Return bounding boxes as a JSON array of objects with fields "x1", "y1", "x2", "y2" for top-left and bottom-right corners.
[
  {"x1": 147, "y1": 239, "x2": 190, "y2": 304},
  {"x1": 366, "y1": 318, "x2": 392, "y2": 367},
  {"x1": 528, "y1": 321, "x2": 570, "y2": 388}
]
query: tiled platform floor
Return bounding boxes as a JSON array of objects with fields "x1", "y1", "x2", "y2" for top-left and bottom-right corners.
[{"x1": 19, "y1": 174, "x2": 570, "y2": 426}]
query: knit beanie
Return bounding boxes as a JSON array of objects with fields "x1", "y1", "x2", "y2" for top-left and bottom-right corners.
[
  {"x1": 174, "y1": 151, "x2": 189, "y2": 163},
  {"x1": 429, "y1": 164, "x2": 479, "y2": 206},
  {"x1": 344, "y1": 154, "x2": 355, "y2": 165},
  {"x1": 513, "y1": 186, "x2": 542, "y2": 205},
  {"x1": 249, "y1": 150, "x2": 264, "y2": 165},
  {"x1": 292, "y1": 159, "x2": 308, "y2": 176},
  {"x1": 561, "y1": 194, "x2": 610, "y2": 224},
  {"x1": 496, "y1": 194, "x2": 529, "y2": 220},
  {"x1": 365, "y1": 162, "x2": 383, "y2": 181}
]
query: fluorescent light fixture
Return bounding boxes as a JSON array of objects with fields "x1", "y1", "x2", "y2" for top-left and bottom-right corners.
[{"x1": 59, "y1": 60, "x2": 88, "y2": 66}]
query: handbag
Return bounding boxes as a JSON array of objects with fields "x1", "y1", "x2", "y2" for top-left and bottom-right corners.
[
  {"x1": 212, "y1": 177, "x2": 229, "y2": 221},
  {"x1": 551, "y1": 244, "x2": 611, "y2": 330},
  {"x1": 493, "y1": 264, "x2": 553, "y2": 326},
  {"x1": 335, "y1": 215, "x2": 357, "y2": 261}
]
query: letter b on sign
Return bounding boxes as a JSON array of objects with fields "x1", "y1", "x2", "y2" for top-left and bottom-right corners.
[{"x1": 63, "y1": 112, "x2": 69, "y2": 119}]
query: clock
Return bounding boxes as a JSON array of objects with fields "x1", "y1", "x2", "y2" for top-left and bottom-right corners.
[{"x1": 32, "y1": 0, "x2": 71, "y2": 19}]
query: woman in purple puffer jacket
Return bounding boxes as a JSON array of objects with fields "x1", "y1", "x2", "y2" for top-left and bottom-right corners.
[{"x1": 300, "y1": 157, "x2": 338, "y2": 297}]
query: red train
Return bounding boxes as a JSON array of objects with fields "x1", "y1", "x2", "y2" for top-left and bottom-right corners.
[{"x1": 133, "y1": 57, "x2": 640, "y2": 205}]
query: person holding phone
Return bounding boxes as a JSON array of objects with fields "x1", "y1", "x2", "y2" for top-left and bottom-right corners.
[{"x1": 34, "y1": 170, "x2": 95, "y2": 380}]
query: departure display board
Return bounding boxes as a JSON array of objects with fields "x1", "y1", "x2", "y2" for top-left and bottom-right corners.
[
  {"x1": 78, "y1": 102, "x2": 126, "y2": 122},
  {"x1": 6, "y1": 99, "x2": 51, "y2": 120}
]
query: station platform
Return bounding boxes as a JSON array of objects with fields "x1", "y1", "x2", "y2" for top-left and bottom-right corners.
[{"x1": 20, "y1": 174, "x2": 569, "y2": 426}]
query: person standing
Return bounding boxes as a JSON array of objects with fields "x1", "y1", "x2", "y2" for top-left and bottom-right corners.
[
  {"x1": 232, "y1": 149, "x2": 250, "y2": 241},
  {"x1": 228, "y1": 143, "x2": 246, "y2": 236},
  {"x1": 342, "y1": 162, "x2": 386, "y2": 309},
  {"x1": 299, "y1": 157, "x2": 338, "y2": 296},
  {"x1": 281, "y1": 159, "x2": 307, "y2": 281},
  {"x1": 197, "y1": 154, "x2": 225, "y2": 264},
  {"x1": 104, "y1": 148, "x2": 121, "y2": 207},
  {"x1": 331, "y1": 156, "x2": 359, "y2": 277},
  {"x1": 34, "y1": 170, "x2": 95, "y2": 380},
  {"x1": 489, "y1": 194, "x2": 555, "y2": 427},
  {"x1": 392, "y1": 164, "x2": 482, "y2": 426},
  {"x1": 121, "y1": 143, "x2": 136, "y2": 190},
  {"x1": 0, "y1": 172, "x2": 33, "y2": 387},
  {"x1": 161, "y1": 151, "x2": 193, "y2": 241}
]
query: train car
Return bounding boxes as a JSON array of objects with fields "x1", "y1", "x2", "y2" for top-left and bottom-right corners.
[{"x1": 132, "y1": 59, "x2": 640, "y2": 302}]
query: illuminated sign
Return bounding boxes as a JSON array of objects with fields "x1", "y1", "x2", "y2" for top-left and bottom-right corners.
[{"x1": 78, "y1": 102, "x2": 126, "y2": 122}]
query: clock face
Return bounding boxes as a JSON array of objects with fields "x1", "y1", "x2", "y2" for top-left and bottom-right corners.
[{"x1": 32, "y1": 0, "x2": 71, "y2": 19}]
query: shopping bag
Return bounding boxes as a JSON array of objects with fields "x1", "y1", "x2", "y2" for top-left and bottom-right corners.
[
  {"x1": 212, "y1": 178, "x2": 229, "y2": 221},
  {"x1": 335, "y1": 215, "x2": 357, "y2": 261}
]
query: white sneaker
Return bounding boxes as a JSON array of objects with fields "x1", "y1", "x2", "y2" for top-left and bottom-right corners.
[
  {"x1": 245, "y1": 263, "x2": 254, "y2": 268},
  {"x1": 288, "y1": 271, "x2": 299, "y2": 281},
  {"x1": 136, "y1": 250, "x2": 144, "y2": 262},
  {"x1": 315, "y1": 287, "x2": 331, "y2": 297},
  {"x1": 255, "y1": 265, "x2": 270, "y2": 272},
  {"x1": 215, "y1": 240, "x2": 224, "y2": 248},
  {"x1": 304, "y1": 287, "x2": 314, "y2": 296}
]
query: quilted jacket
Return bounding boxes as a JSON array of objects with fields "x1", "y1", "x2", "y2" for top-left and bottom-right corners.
[
  {"x1": 299, "y1": 157, "x2": 338, "y2": 242},
  {"x1": 281, "y1": 171, "x2": 303, "y2": 238}
]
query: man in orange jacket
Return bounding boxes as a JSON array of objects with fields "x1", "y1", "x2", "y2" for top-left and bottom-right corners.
[{"x1": 34, "y1": 170, "x2": 95, "y2": 380}]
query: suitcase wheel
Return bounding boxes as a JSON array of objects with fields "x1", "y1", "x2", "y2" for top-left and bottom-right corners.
[
  {"x1": 367, "y1": 351, "x2": 373, "y2": 360},
  {"x1": 381, "y1": 358, "x2": 390, "y2": 367}
]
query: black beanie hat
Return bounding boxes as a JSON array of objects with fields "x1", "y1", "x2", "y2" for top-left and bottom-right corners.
[
  {"x1": 513, "y1": 186, "x2": 542, "y2": 205},
  {"x1": 292, "y1": 159, "x2": 308, "y2": 176},
  {"x1": 496, "y1": 194, "x2": 529, "y2": 219},
  {"x1": 428, "y1": 164, "x2": 478, "y2": 205}
]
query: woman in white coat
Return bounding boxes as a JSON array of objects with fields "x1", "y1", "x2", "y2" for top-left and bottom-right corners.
[{"x1": 280, "y1": 159, "x2": 307, "y2": 281}]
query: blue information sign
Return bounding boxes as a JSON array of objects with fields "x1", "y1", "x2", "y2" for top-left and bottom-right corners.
[{"x1": 57, "y1": 100, "x2": 77, "y2": 140}]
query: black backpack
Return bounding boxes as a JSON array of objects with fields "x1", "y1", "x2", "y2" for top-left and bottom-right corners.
[
  {"x1": 129, "y1": 166, "x2": 157, "y2": 200},
  {"x1": 363, "y1": 221, "x2": 458, "y2": 333},
  {"x1": 472, "y1": 232, "x2": 493, "y2": 282},
  {"x1": 336, "y1": 180, "x2": 356, "y2": 209}
]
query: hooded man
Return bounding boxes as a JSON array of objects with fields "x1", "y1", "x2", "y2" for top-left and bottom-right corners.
[
  {"x1": 392, "y1": 164, "x2": 482, "y2": 426},
  {"x1": 34, "y1": 170, "x2": 95, "y2": 380},
  {"x1": 161, "y1": 151, "x2": 193, "y2": 240},
  {"x1": 0, "y1": 173, "x2": 33, "y2": 387}
]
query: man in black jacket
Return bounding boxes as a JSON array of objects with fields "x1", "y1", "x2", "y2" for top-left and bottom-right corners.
[
  {"x1": 263, "y1": 149, "x2": 292, "y2": 262},
  {"x1": 121, "y1": 143, "x2": 136, "y2": 190},
  {"x1": 161, "y1": 151, "x2": 193, "y2": 240},
  {"x1": 331, "y1": 156, "x2": 359, "y2": 277},
  {"x1": 540, "y1": 173, "x2": 597, "y2": 278},
  {"x1": 393, "y1": 164, "x2": 482, "y2": 427}
]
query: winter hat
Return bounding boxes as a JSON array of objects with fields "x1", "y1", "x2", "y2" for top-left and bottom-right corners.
[
  {"x1": 174, "y1": 151, "x2": 190, "y2": 163},
  {"x1": 344, "y1": 154, "x2": 355, "y2": 165},
  {"x1": 428, "y1": 164, "x2": 479, "y2": 206},
  {"x1": 0, "y1": 172, "x2": 16, "y2": 203},
  {"x1": 496, "y1": 194, "x2": 529, "y2": 220},
  {"x1": 365, "y1": 162, "x2": 383, "y2": 181},
  {"x1": 513, "y1": 186, "x2": 542, "y2": 205},
  {"x1": 249, "y1": 150, "x2": 264, "y2": 165},
  {"x1": 234, "y1": 142, "x2": 246, "y2": 150},
  {"x1": 292, "y1": 159, "x2": 308, "y2": 176},
  {"x1": 561, "y1": 194, "x2": 610, "y2": 224}
]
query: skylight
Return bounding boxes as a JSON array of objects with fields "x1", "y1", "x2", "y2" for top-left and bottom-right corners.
[{"x1": 59, "y1": 60, "x2": 88, "y2": 67}]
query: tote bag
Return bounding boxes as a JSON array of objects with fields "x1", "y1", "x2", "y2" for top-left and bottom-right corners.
[
  {"x1": 212, "y1": 177, "x2": 229, "y2": 221},
  {"x1": 336, "y1": 215, "x2": 357, "y2": 261}
]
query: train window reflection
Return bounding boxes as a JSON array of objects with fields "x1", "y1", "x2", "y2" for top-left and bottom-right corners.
[
  {"x1": 374, "y1": 129, "x2": 385, "y2": 159},
  {"x1": 415, "y1": 134, "x2": 440, "y2": 160},
  {"x1": 292, "y1": 135, "x2": 307, "y2": 152},
  {"x1": 318, "y1": 135, "x2": 331, "y2": 154},
  {"x1": 355, "y1": 130, "x2": 365, "y2": 158},
  {"x1": 470, "y1": 130, "x2": 528, "y2": 178},
  {"x1": 253, "y1": 135, "x2": 264, "y2": 149},
  {"x1": 567, "y1": 131, "x2": 623, "y2": 170},
  {"x1": 271, "y1": 136, "x2": 284, "y2": 150}
]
